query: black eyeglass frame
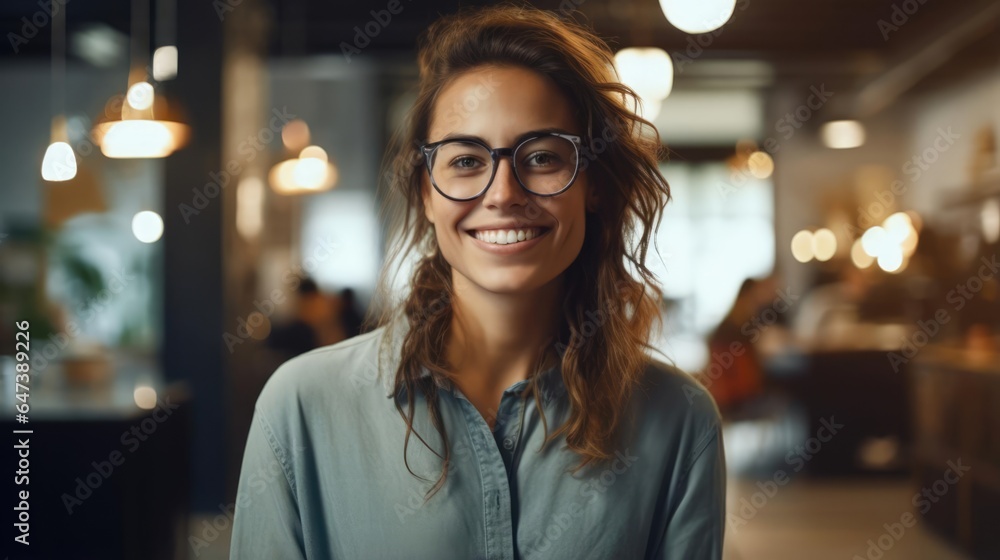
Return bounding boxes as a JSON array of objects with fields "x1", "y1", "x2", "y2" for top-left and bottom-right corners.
[{"x1": 419, "y1": 132, "x2": 583, "y2": 202}]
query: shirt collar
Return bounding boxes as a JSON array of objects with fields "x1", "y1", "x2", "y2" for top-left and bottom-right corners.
[
  {"x1": 379, "y1": 318, "x2": 569, "y2": 405},
  {"x1": 388, "y1": 346, "x2": 568, "y2": 406}
]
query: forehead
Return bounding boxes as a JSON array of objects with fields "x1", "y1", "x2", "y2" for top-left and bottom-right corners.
[{"x1": 427, "y1": 65, "x2": 579, "y2": 143}]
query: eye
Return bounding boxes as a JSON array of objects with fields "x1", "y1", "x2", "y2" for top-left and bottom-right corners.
[
  {"x1": 523, "y1": 151, "x2": 559, "y2": 167},
  {"x1": 452, "y1": 155, "x2": 483, "y2": 169}
]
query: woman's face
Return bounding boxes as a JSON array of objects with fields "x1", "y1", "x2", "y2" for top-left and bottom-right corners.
[{"x1": 422, "y1": 65, "x2": 597, "y2": 295}]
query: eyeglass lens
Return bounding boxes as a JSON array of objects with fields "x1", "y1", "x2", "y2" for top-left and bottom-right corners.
[{"x1": 428, "y1": 136, "x2": 578, "y2": 199}]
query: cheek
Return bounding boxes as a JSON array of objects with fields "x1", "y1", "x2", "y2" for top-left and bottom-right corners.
[{"x1": 428, "y1": 200, "x2": 468, "y2": 255}]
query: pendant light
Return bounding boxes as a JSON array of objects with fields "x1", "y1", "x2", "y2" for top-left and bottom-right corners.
[
  {"x1": 40, "y1": 3, "x2": 77, "y2": 182},
  {"x1": 659, "y1": 0, "x2": 737, "y2": 34},
  {"x1": 269, "y1": 120, "x2": 339, "y2": 195},
  {"x1": 92, "y1": 0, "x2": 189, "y2": 158},
  {"x1": 613, "y1": 47, "x2": 674, "y2": 121}
]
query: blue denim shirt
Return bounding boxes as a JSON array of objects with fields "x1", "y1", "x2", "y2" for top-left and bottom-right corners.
[{"x1": 231, "y1": 325, "x2": 725, "y2": 559}]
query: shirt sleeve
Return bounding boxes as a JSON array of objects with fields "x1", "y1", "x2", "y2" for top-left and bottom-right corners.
[
  {"x1": 654, "y1": 427, "x2": 727, "y2": 559},
  {"x1": 230, "y1": 406, "x2": 308, "y2": 559}
]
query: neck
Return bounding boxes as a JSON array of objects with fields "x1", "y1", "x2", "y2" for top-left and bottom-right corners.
[{"x1": 446, "y1": 271, "x2": 563, "y2": 391}]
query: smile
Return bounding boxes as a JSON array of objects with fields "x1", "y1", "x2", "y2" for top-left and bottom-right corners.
[{"x1": 468, "y1": 227, "x2": 549, "y2": 245}]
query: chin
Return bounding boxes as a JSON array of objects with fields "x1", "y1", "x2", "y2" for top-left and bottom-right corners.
[
  {"x1": 453, "y1": 264, "x2": 554, "y2": 295},
  {"x1": 473, "y1": 273, "x2": 546, "y2": 294}
]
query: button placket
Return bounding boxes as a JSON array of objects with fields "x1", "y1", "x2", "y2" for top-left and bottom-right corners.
[
  {"x1": 493, "y1": 390, "x2": 528, "y2": 471},
  {"x1": 452, "y1": 386, "x2": 517, "y2": 560}
]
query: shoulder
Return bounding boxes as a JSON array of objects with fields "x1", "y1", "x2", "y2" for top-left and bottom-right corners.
[
  {"x1": 254, "y1": 327, "x2": 390, "y2": 422},
  {"x1": 626, "y1": 358, "x2": 722, "y2": 464},
  {"x1": 634, "y1": 358, "x2": 721, "y2": 427}
]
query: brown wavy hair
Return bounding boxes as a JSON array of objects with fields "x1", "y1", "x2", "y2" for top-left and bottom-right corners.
[{"x1": 369, "y1": 3, "x2": 671, "y2": 498}]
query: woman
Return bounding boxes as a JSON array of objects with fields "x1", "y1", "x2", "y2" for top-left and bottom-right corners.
[
  {"x1": 705, "y1": 278, "x2": 766, "y2": 416},
  {"x1": 231, "y1": 5, "x2": 725, "y2": 559}
]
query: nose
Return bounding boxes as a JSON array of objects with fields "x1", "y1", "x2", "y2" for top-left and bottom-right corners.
[{"x1": 482, "y1": 156, "x2": 528, "y2": 209}]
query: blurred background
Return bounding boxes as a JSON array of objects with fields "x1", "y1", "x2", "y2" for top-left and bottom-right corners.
[{"x1": 1, "y1": 0, "x2": 998, "y2": 558}]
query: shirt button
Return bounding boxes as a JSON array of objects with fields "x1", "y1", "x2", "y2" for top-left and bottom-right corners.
[{"x1": 503, "y1": 437, "x2": 514, "y2": 450}]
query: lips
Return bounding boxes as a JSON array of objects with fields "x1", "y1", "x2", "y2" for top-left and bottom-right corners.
[{"x1": 467, "y1": 227, "x2": 549, "y2": 245}]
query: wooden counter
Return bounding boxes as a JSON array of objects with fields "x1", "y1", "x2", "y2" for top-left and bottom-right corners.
[{"x1": 912, "y1": 347, "x2": 1000, "y2": 560}]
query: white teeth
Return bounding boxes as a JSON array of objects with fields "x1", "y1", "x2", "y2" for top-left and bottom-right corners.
[{"x1": 474, "y1": 228, "x2": 544, "y2": 245}]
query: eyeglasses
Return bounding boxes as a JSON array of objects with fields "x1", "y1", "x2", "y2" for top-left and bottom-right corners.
[{"x1": 420, "y1": 132, "x2": 583, "y2": 201}]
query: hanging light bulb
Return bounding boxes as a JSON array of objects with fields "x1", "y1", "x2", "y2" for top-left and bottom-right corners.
[
  {"x1": 93, "y1": 86, "x2": 190, "y2": 158},
  {"x1": 790, "y1": 230, "x2": 815, "y2": 263},
  {"x1": 614, "y1": 47, "x2": 673, "y2": 121},
  {"x1": 132, "y1": 210, "x2": 164, "y2": 243},
  {"x1": 152, "y1": 0, "x2": 178, "y2": 80},
  {"x1": 614, "y1": 47, "x2": 674, "y2": 101},
  {"x1": 269, "y1": 143, "x2": 339, "y2": 195},
  {"x1": 659, "y1": 0, "x2": 738, "y2": 34},
  {"x1": 41, "y1": 142, "x2": 77, "y2": 181},
  {"x1": 822, "y1": 120, "x2": 866, "y2": 149},
  {"x1": 92, "y1": 0, "x2": 189, "y2": 158},
  {"x1": 41, "y1": 1, "x2": 77, "y2": 182},
  {"x1": 42, "y1": 116, "x2": 77, "y2": 181},
  {"x1": 152, "y1": 46, "x2": 178, "y2": 81}
]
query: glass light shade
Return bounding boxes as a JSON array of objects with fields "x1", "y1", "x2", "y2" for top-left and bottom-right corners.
[
  {"x1": 152, "y1": 46, "x2": 178, "y2": 81},
  {"x1": 877, "y1": 245, "x2": 904, "y2": 273},
  {"x1": 94, "y1": 120, "x2": 189, "y2": 158},
  {"x1": 659, "y1": 0, "x2": 737, "y2": 34},
  {"x1": 822, "y1": 120, "x2": 866, "y2": 149},
  {"x1": 747, "y1": 151, "x2": 774, "y2": 179},
  {"x1": 269, "y1": 147, "x2": 339, "y2": 195},
  {"x1": 811, "y1": 228, "x2": 837, "y2": 262},
  {"x1": 851, "y1": 239, "x2": 875, "y2": 268},
  {"x1": 131, "y1": 210, "x2": 164, "y2": 243},
  {"x1": 41, "y1": 141, "x2": 77, "y2": 181},
  {"x1": 614, "y1": 47, "x2": 674, "y2": 102},
  {"x1": 92, "y1": 77, "x2": 190, "y2": 159},
  {"x1": 790, "y1": 230, "x2": 814, "y2": 263},
  {"x1": 861, "y1": 226, "x2": 888, "y2": 257}
]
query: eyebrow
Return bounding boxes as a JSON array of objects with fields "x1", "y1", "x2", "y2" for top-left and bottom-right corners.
[{"x1": 432, "y1": 127, "x2": 575, "y2": 146}]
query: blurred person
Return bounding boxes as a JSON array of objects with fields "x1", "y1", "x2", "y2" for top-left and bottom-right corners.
[
  {"x1": 705, "y1": 278, "x2": 766, "y2": 416},
  {"x1": 338, "y1": 287, "x2": 366, "y2": 338},
  {"x1": 312, "y1": 290, "x2": 347, "y2": 347},
  {"x1": 233, "y1": 6, "x2": 724, "y2": 560},
  {"x1": 266, "y1": 277, "x2": 346, "y2": 359},
  {"x1": 265, "y1": 277, "x2": 320, "y2": 359},
  {"x1": 793, "y1": 263, "x2": 872, "y2": 347}
]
